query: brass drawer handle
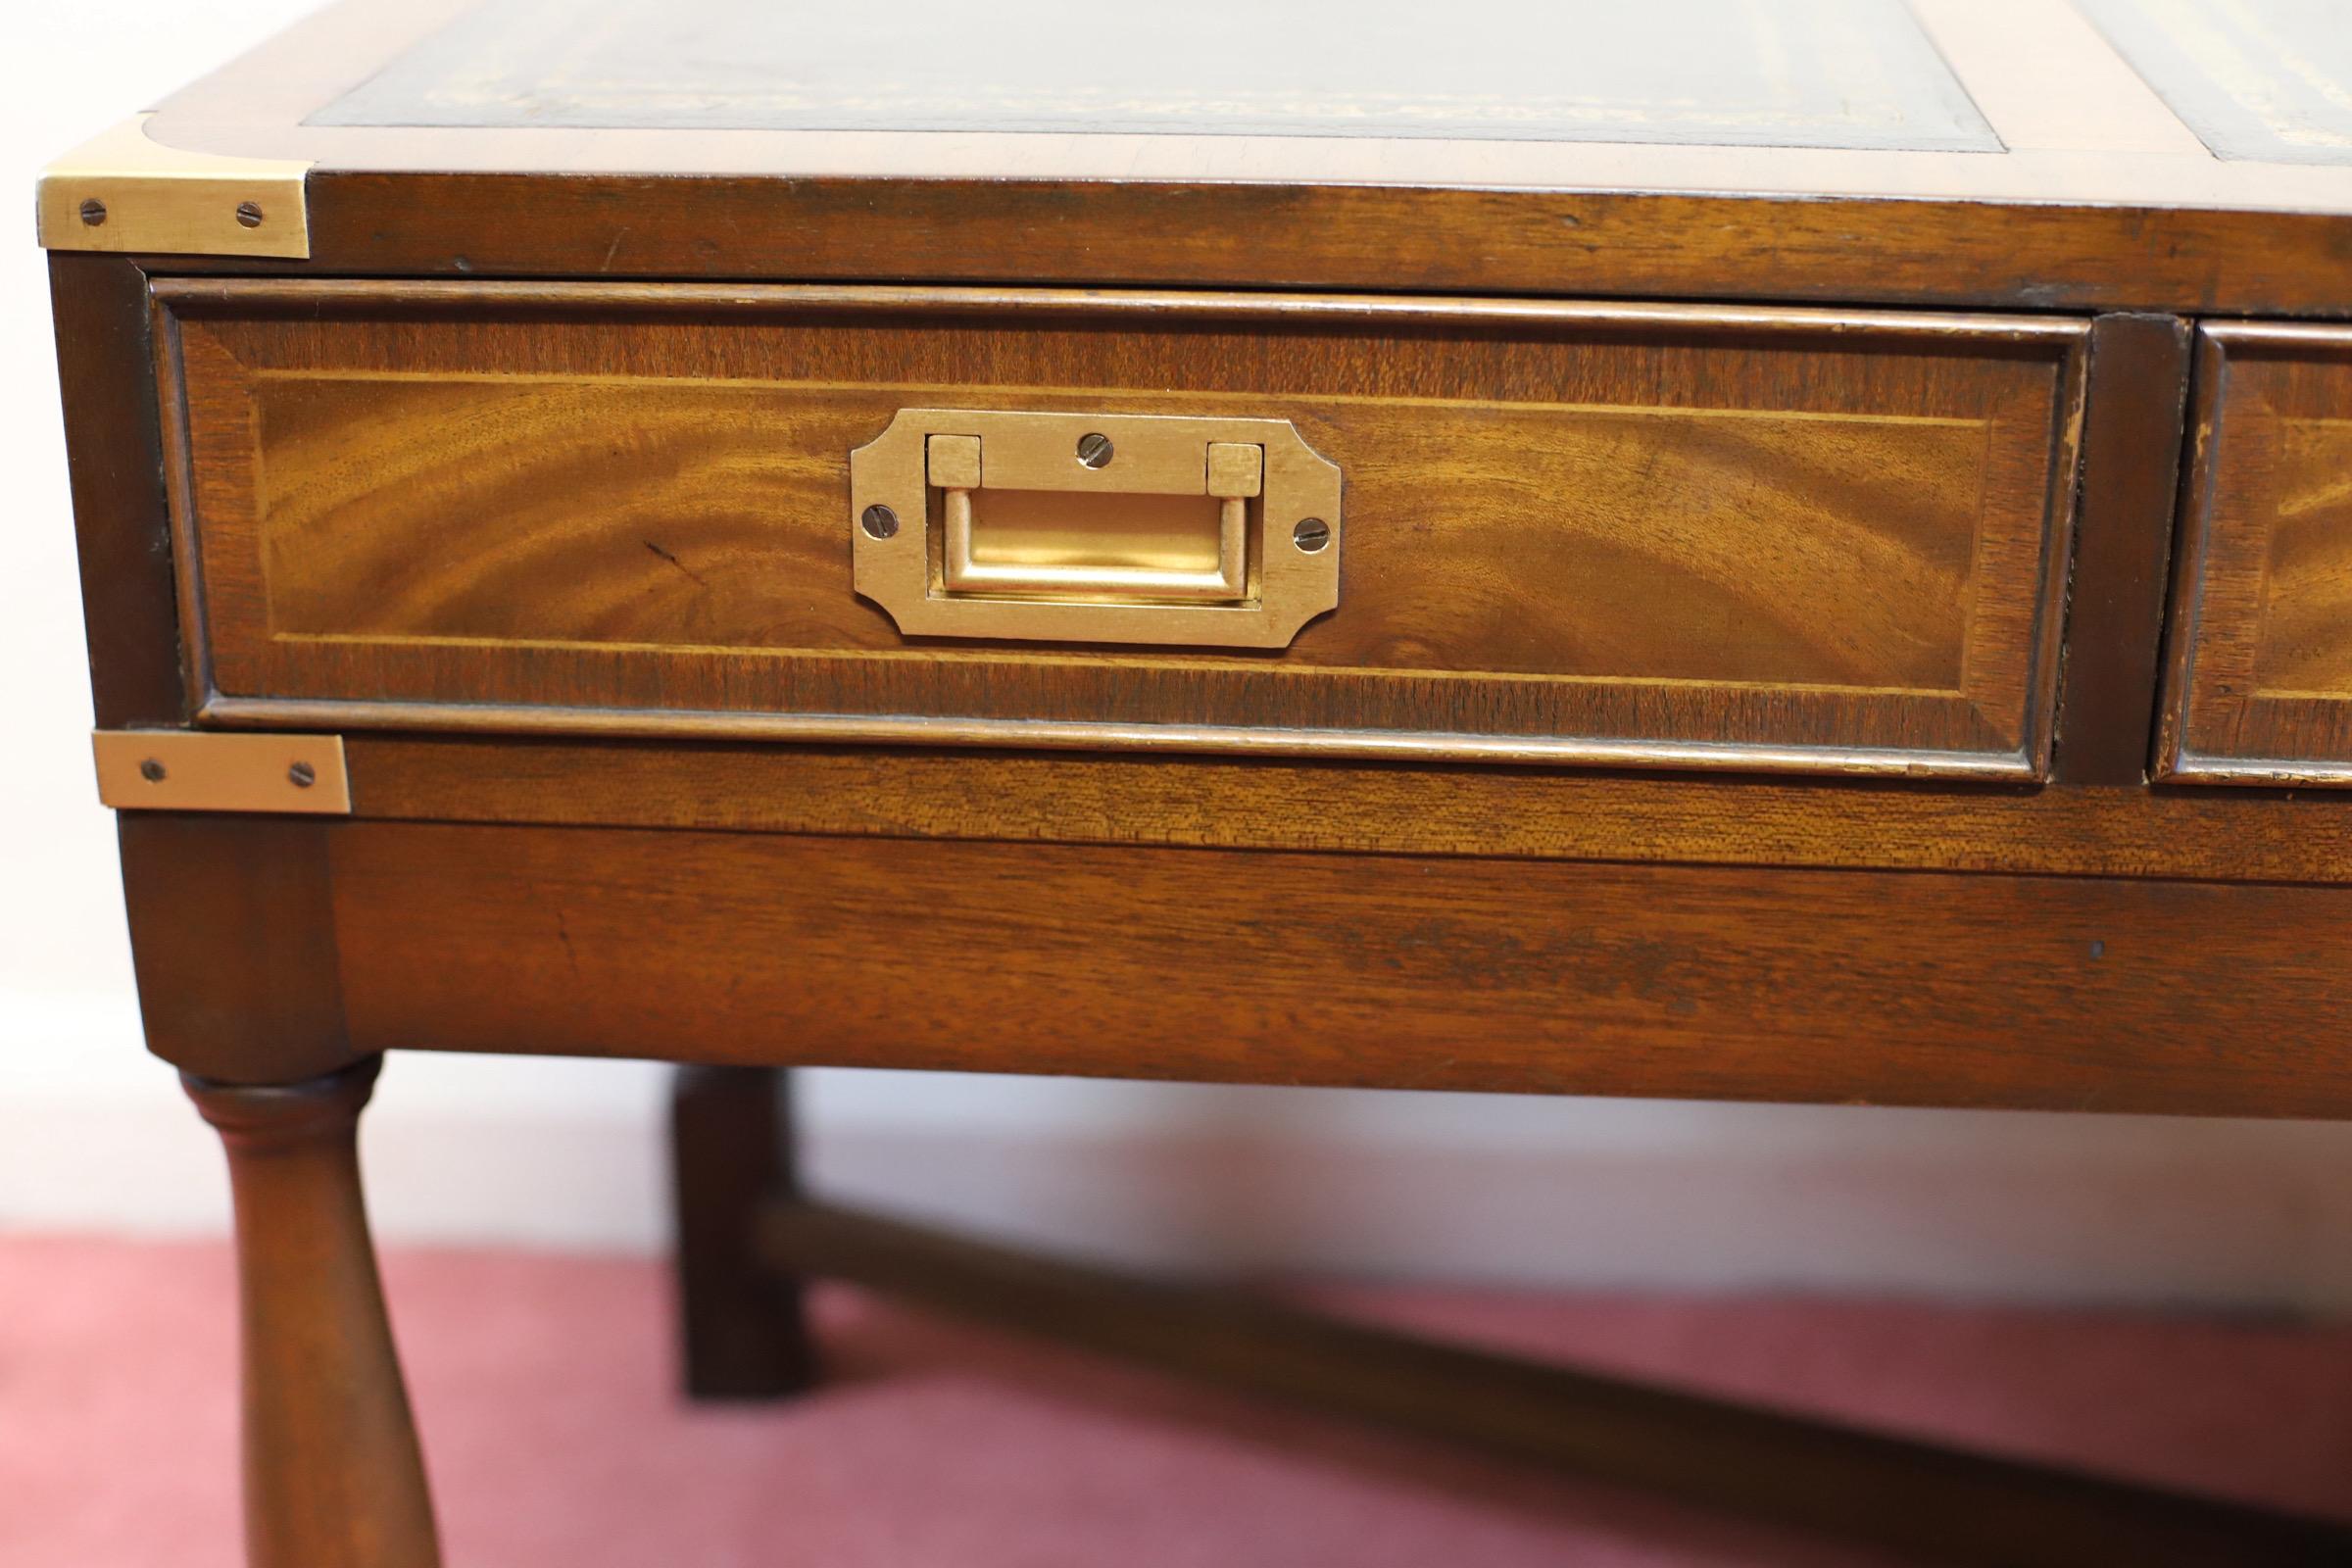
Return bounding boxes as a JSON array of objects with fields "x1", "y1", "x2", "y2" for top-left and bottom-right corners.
[
  {"x1": 851, "y1": 409, "x2": 1341, "y2": 648},
  {"x1": 935, "y1": 433, "x2": 1255, "y2": 603}
]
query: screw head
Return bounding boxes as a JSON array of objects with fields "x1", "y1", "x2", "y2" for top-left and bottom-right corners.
[
  {"x1": 78, "y1": 198, "x2": 107, "y2": 227},
  {"x1": 138, "y1": 758, "x2": 166, "y2": 782},
  {"x1": 234, "y1": 201, "x2": 265, "y2": 229},
  {"x1": 1076, "y1": 432, "x2": 1115, "y2": 469},
  {"x1": 1293, "y1": 516, "x2": 1332, "y2": 553},
  {"x1": 860, "y1": 504, "x2": 900, "y2": 540},
  {"x1": 288, "y1": 760, "x2": 317, "y2": 789}
]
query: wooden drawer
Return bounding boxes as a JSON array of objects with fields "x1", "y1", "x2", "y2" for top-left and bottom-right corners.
[
  {"x1": 158, "y1": 281, "x2": 2085, "y2": 778},
  {"x1": 2162, "y1": 324, "x2": 2352, "y2": 785}
]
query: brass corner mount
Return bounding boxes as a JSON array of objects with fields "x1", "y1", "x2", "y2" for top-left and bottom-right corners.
[
  {"x1": 94, "y1": 730, "x2": 351, "y2": 815},
  {"x1": 38, "y1": 114, "x2": 312, "y2": 260}
]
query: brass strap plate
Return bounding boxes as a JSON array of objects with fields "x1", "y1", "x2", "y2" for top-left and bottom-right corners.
[
  {"x1": 94, "y1": 731, "x2": 351, "y2": 814},
  {"x1": 851, "y1": 409, "x2": 1341, "y2": 648},
  {"x1": 37, "y1": 115, "x2": 311, "y2": 259}
]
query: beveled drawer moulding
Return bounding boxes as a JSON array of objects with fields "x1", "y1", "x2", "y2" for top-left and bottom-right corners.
[
  {"x1": 158, "y1": 279, "x2": 2088, "y2": 779},
  {"x1": 2161, "y1": 322, "x2": 2352, "y2": 786}
]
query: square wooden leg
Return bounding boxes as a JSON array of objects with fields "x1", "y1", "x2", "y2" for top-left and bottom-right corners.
[{"x1": 670, "y1": 1064, "x2": 818, "y2": 1399}]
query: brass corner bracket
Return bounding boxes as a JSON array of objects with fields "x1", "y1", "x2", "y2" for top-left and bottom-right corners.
[
  {"x1": 37, "y1": 114, "x2": 311, "y2": 260},
  {"x1": 94, "y1": 730, "x2": 350, "y2": 815}
]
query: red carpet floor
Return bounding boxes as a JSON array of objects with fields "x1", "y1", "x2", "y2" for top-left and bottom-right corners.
[{"x1": 4, "y1": 1234, "x2": 2350, "y2": 1566}]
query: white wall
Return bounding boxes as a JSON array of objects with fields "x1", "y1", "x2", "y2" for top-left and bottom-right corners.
[{"x1": 8, "y1": 0, "x2": 2352, "y2": 1312}]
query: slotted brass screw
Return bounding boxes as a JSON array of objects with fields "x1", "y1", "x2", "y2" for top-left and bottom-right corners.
[
  {"x1": 235, "y1": 202, "x2": 265, "y2": 228},
  {"x1": 860, "y1": 504, "x2": 900, "y2": 539},
  {"x1": 79, "y1": 199, "x2": 107, "y2": 226},
  {"x1": 288, "y1": 761, "x2": 317, "y2": 789},
  {"x1": 138, "y1": 759, "x2": 166, "y2": 782},
  {"x1": 1076, "y1": 432, "x2": 1114, "y2": 469},
  {"x1": 1293, "y1": 516, "x2": 1332, "y2": 553}
]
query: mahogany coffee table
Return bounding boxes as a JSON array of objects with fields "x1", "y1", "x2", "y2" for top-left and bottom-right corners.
[{"x1": 38, "y1": 1, "x2": 2352, "y2": 1562}]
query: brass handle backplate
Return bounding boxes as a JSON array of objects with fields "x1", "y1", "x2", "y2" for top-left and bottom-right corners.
[{"x1": 850, "y1": 409, "x2": 1341, "y2": 648}]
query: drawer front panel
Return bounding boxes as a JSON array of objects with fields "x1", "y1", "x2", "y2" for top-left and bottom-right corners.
[
  {"x1": 160, "y1": 282, "x2": 2084, "y2": 776},
  {"x1": 2162, "y1": 324, "x2": 2352, "y2": 784}
]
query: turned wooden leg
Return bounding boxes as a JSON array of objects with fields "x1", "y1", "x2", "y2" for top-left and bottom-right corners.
[
  {"x1": 183, "y1": 1057, "x2": 441, "y2": 1568},
  {"x1": 670, "y1": 1064, "x2": 818, "y2": 1398}
]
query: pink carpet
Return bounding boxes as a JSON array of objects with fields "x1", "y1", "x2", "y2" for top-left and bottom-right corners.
[{"x1": 4, "y1": 1235, "x2": 2350, "y2": 1567}]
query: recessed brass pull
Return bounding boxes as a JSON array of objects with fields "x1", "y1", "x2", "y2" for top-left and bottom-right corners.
[
  {"x1": 936, "y1": 435, "x2": 1255, "y2": 603},
  {"x1": 852, "y1": 410, "x2": 1341, "y2": 648}
]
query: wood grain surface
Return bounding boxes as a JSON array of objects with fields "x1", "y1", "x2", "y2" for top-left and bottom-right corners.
[
  {"x1": 2161, "y1": 322, "x2": 2352, "y2": 784},
  {"x1": 309, "y1": 821, "x2": 2352, "y2": 1119},
  {"x1": 49, "y1": 256, "x2": 184, "y2": 728},
  {"x1": 2047, "y1": 314, "x2": 2193, "y2": 785},
  {"x1": 160, "y1": 280, "x2": 2084, "y2": 778},
  {"x1": 342, "y1": 737, "x2": 2352, "y2": 887},
  {"x1": 136, "y1": 172, "x2": 2352, "y2": 320},
  {"x1": 119, "y1": 814, "x2": 356, "y2": 1084}
]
